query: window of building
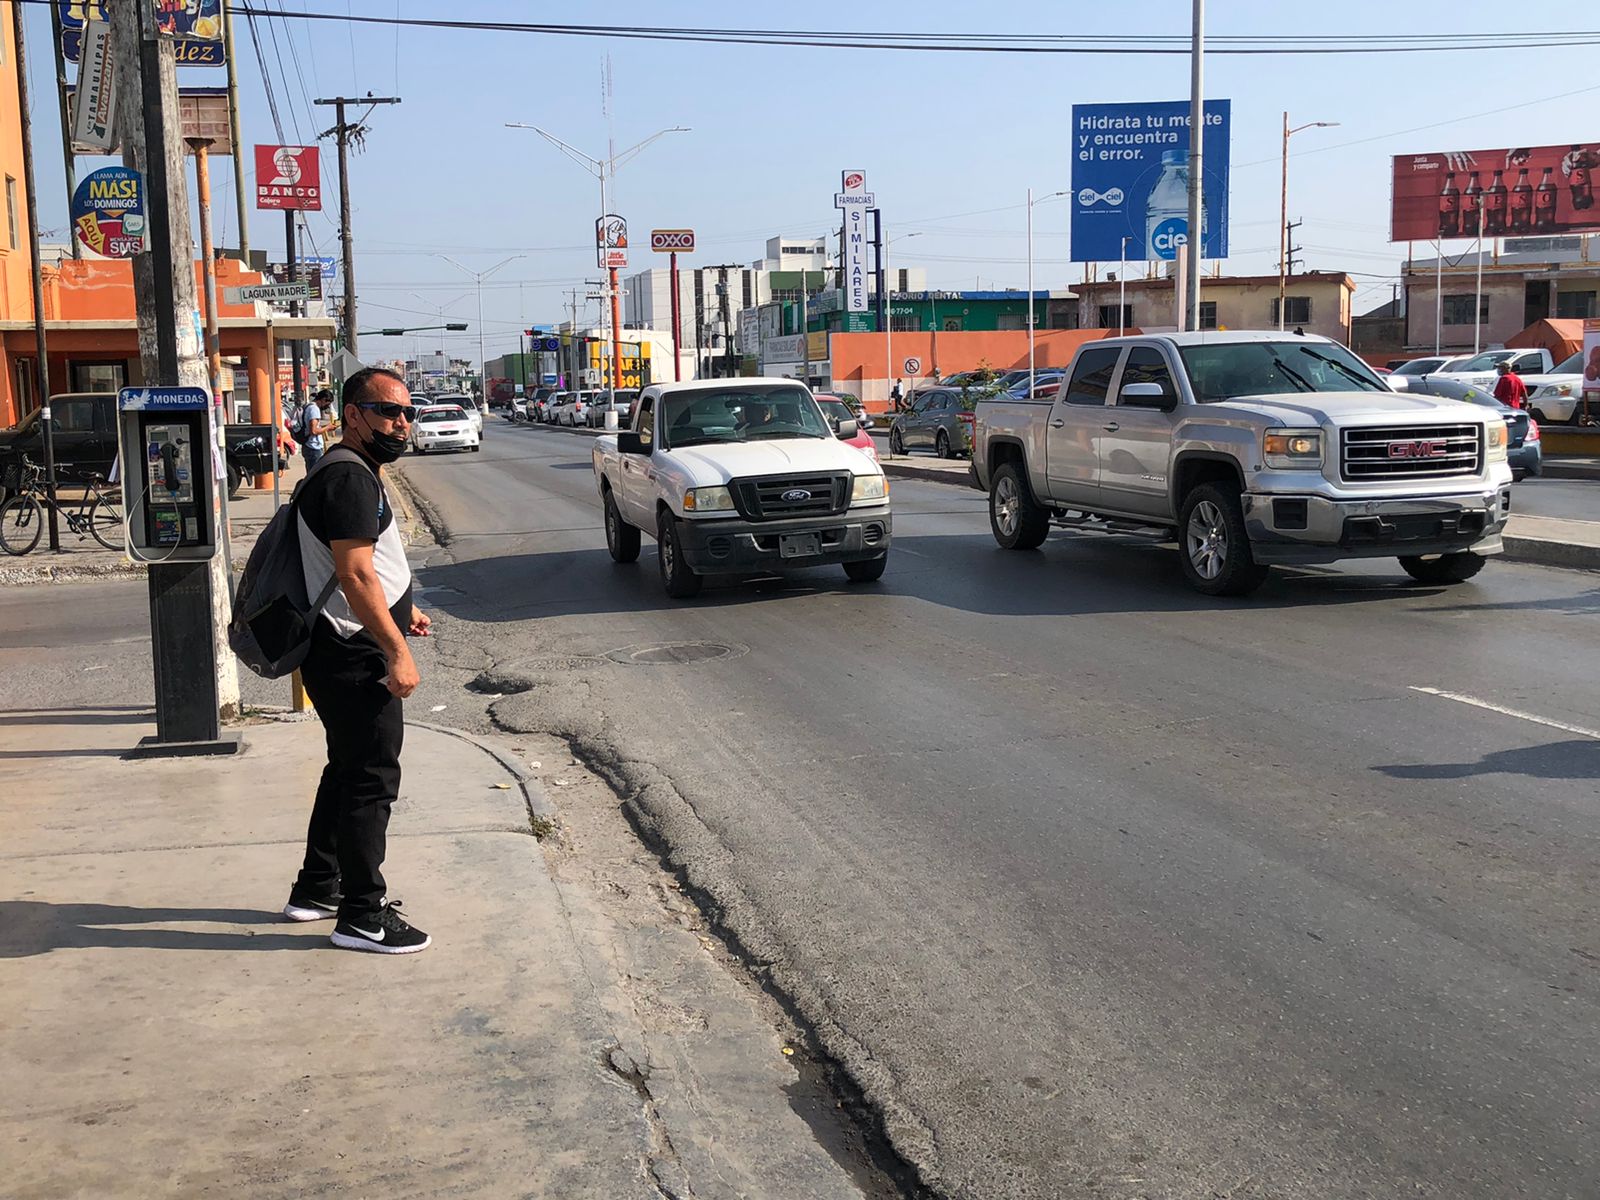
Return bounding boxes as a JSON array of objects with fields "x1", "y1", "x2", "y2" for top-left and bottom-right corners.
[
  {"x1": 1441, "y1": 293, "x2": 1489, "y2": 325},
  {"x1": 1198, "y1": 301, "x2": 1218, "y2": 331},
  {"x1": 1271, "y1": 296, "x2": 1312, "y2": 325},
  {"x1": 5, "y1": 177, "x2": 17, "y2": 250},
  {"x1": 1064, "y1": 346, "x2": 1121, "y2": 407},
  {"x1": 1556, "y1": 291, "x2": 1598, "y2": 319},
  {"x1": 1097, "y1": 303, "x2": 1133, "y2": 330},
  {"x1": 996, "y1": 314, "x2": 1025, "y2": 331},
  {"x1": 890, "y1": 315, "x2": 920, "y2": 332}
]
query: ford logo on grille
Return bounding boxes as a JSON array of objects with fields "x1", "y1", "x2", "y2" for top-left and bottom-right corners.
[{"x1": 780, "y1": 488, "x2": 813, "y2": 502}]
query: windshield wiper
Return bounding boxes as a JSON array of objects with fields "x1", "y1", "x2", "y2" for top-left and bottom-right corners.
[
  {"x1": 669, "y1": 436, "x2": 730, "y2": 448},
  {"x1": 1268, "y1": 355, "x2": 1316, "y2": 392},
  {"x1": 1298, "y1": 348, "x2": 1383, "y2": 391}
]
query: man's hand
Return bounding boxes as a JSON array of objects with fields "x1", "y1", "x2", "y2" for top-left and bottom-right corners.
[
  {"x1": 385, "y1": 644, "x2": 420, "y2": 698},
  {"x1": 408, "y1": 606, "x2": 431, "y2": 637}
]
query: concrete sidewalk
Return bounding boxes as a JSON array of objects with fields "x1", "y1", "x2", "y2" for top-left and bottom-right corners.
[
  {"x1": 876, "y1": 451, "x2": 1600, "y2": 571},
  {"x1": 0, "y1": 708, "x2": 864, "y2": 1198}
]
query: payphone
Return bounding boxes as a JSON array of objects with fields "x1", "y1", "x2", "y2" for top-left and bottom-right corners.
[{"x1": 117, "y1": 386, "x2": 218, "y2": 563}]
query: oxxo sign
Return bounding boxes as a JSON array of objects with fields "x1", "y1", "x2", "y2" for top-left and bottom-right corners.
[{"x1": 650, "y1": 229, "x2": 695, "y2": 253}]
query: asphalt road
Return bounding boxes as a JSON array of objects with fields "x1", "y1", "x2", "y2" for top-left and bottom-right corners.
[{"x1": 11, "y1": 421, "x2": 1598, "y2": 1199}]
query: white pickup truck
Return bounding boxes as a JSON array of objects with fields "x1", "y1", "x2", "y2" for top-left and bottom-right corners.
[
  {"x1": 591, "y1": 378, "x2": 892, "y2": 597},
  {"x1": 973, "y1": 332, "x2": 1514, "y2": 595}
]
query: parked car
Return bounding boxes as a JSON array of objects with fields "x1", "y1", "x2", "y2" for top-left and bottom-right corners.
[
  {"x1": 1005, "y1": 369, "x2": 1065, "y2": 399},
  {"x1": 554, "y1": 391, "x2": 598, "y2": 427},
  {"x1": 410, "y1": 404, "x2": 480, "y2": 454},
  {"x1": 545, "y1": 393, "x2": 575, "y2": 424},
  {"x1": 973, "y1": 332, "x2": 1514, "y2": 596},
  {"x1": 587, "y1": 389, "x2": 640, "y2": 428},
  {"x1": 1409, "y1": 376, "x2": 1542, "y2": 479},
  {"x1": 1523, "y1": 351, "x2": 1586, "y2": 424},
  {"x1": 830, "y1": 390, "x2": 874, "y2": 430},
  {"x1": 888, "y1": 387, "x2": 974, "y2": 458},
  {"x1": 592, "y1": 379, "x2": 891, "y2": 597},
  {"x1": 508, "y1": 397, "x2": 530, "y2": 421},
  {"x1": 534, "y1": 392, "x2": 563, "y2": 423},
  {"x1": 815, "y1": 393, "x2": 878, "y2": 462},
  {"x1": 1425, "y1": 347, "x2": 1556, "y2": 392}
]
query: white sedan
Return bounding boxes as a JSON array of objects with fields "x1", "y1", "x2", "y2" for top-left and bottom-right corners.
[
  {"x1": 410, "y1": 404, "x2": 481, "y2": 454},
  {"x1": 432, "y1": 393, "x2": 484, "y2": 435},
  {"x1": 1524, "y1": 351, "x2": 1587, "y2": 423}
]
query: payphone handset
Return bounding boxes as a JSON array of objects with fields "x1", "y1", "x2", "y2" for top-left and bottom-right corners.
[{"x1": 117, "y1": 386, "x2": 218, "y2": 564}]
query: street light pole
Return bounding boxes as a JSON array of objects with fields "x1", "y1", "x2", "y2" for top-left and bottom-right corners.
[
  {"x1": 1185, "y1": 0, "x2": 1204, "y2": 332},
  {"x1": 1279, "y1": 112, "x2": 1340, "y2": 330},
  {"x1": 1026, "y1": 190, "x2": 1067, "y2": 397},
  {"x1": 1119, "y1": 237, "x2": 1137, "y2": 335},
  {"x1": 437, "y1": 254, "x2": 523, "y2": 401},
  {"x1": 883, "y1": 231, "x2": 922, "y2": 409}
]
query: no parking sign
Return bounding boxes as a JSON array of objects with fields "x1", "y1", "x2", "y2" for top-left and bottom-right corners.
[{"x1": 903, "y1": 356, "x2": 922, "y2": 375}]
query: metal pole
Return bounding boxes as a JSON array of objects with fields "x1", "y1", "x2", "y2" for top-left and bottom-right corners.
[
  {"x1": 195, "y1": 143, "x2": 224, "y2": 408},
  {"x1": 1027, "y1": 188, "x2": 1035, "y2": 398},
  {"x1": 609, "y1": 266, "x2": 623, "y2": 391},
  {"x1": 1435, "y1": 241, "x2": 1443, "y2": 355},
  {"x1": 872, "y1": 207, "x2": 887, "y2": 335},
  {"x1": 884, "y1": 228, "x2": 893, "y2": 408},
  {"x1": 475, "y1": 269, "x2": 486, "y2": 401},
  {"x1": 286, "y1": 210, "x2": 305, "y2": 467},
  {"x1": 670, "y1": 250, "x2": 682, "y2": 380},
  {"x1": 15, "y1": 7, "x2": 59, "y2": 550},
  {"x1": 1185, "y1": 0, "x2": 1205, "y2": 332},
  {"x1": 48, "y1": 0, "x2": 78, "y2": 260},
  {"x1": 1279, "y1": 110, "x2": 1289, "y2": 331},
  {"x1": 1119, "y1": 238, "x2": 1127, "y2": 335},
  {"x1": 221, "y1": 0, "x2": 249, "y2": 258},
  {"x1": 1474, "y1": 228, "x2": 1485, "y2": 354}
]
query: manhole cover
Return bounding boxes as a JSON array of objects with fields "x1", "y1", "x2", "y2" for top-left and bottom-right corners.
[{"x1": 605, "y1": 641, "x2": 746, "y2": 666}]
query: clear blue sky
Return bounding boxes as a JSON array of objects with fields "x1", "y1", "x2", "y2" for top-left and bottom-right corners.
[{"x1": 22, "y1": 1, "x2": 1598, "y2": 364}]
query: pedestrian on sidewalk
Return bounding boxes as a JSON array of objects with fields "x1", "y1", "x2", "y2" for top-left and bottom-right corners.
[
  {"x1": 300, "y1": 387, "x2": 333, "y2": 471},
  {"x1": 283, "y1": 366, "x2": 434, "y2": 954},
  {"x1": 1494, "y1": 361, "x2": 1528, "y2": 410}
]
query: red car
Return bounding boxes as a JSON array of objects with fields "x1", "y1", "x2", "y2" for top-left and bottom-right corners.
[{"x1": 815, "y1": 393, "x2": 878, "y2": 463}]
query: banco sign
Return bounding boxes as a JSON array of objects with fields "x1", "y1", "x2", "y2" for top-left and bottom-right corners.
[{"x1": 254, "y1": 145, "x2": 322, "y2": 211}]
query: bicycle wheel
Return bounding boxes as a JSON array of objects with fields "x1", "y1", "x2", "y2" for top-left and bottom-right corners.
[
  {"x1": 88, "y1": 491, "x2": 124, "y2": 551},
  {"x1": 0, "y1": 494, "x2": 43, "y2": 556}
]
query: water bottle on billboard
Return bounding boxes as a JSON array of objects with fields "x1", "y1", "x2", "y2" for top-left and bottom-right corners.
[{"x1": 1145, "y1": 150, "x2": 1192, "y2": 261}]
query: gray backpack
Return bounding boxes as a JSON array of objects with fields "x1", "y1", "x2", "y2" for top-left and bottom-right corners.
[{"x1": 228, "y1": 447, "x2": 365, "y2": 678}]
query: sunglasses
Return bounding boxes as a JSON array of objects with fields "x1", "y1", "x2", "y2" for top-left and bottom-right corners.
[{"x1": 359, "y1": 401, "x2": 414, "y2": 422}]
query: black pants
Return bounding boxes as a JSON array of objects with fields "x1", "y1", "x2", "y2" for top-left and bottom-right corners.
[{"x1": 294, "y1": 618, "x2": 402, "y2": 916}]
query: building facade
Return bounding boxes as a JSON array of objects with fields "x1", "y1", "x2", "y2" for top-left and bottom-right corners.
[
  {"x1": 1067, "y1": 272, "x2": 1357, "y2": 343},
  {"x1": 1402, "y1": 236, "x2": 1600, "y2": 352}
]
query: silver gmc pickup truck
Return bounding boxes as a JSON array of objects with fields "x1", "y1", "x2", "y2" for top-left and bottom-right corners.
[{"x1": 973, "y1": 332, "x2": 1514, "y2": 595}]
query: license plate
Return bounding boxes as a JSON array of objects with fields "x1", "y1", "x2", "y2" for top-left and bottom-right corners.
[{"x1": 780, "y1": 533, "x2": 821, "y2": 559}]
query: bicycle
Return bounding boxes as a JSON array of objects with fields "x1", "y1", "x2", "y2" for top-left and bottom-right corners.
[{"x1": 0, "y1": 456, "x2": 124, "y2": 555}]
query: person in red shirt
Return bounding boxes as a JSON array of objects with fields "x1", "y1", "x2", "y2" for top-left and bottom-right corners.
[{"x1": 1493, "y1": 361, "x2": 1528, "y2": 409}]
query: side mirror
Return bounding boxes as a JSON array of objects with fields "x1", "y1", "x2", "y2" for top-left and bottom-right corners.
[
  {"x1": 837, "y1": 419, "x2": 858, "y2": 439},
  {"x1": 617, "y1": 431, "x2": 647, "y2": 455},
  {"x1": 1119, "y1": 381, "x2": 1177, "y2": 411}
]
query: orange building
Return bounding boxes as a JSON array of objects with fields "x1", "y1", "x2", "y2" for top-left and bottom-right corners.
[{"x1": 0, "y1": 2, "x2": 35, "y2": 341}]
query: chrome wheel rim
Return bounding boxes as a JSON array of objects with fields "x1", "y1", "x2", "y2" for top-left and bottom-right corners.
[
  {"x1": 1186, "y1": 500, "x2": 1227, "y2": 580},
  {"x1": 994, "y1": 476, "x2": 1020, "y2": 537}
]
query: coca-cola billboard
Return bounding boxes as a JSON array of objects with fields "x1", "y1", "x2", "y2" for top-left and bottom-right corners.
[{"x1": 1391, "y1": 143, "x2": 1600, "y2": 242}]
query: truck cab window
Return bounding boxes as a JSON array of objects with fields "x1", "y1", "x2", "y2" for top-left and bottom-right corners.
[
  {"x1": 635, "y1": 396, "x2": 654, "y2": 446},
  {"x1": 1064, "y1": 347, "x2": 1120, "y2": 406},
  {"x1": 1119, "y1": 347, "x2": 1176, "y2": 400}
]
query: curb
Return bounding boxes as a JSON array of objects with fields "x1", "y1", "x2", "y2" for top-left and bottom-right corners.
[
  {"x1": 1500, "y1": 533, "x2": 1600, "y2": 572},
  {"x1": 1539, "y1": 461, "x2": 1600, "y2": 482},
  {"x1": 0, "y1": 556, "x2": 249, "y2": 589},
  {"x1": 881, "y1": 459, "x2": 978, "y2": 488},
  {"x1": 406, "y1": 719, "x2": 558, "y2": 826}
]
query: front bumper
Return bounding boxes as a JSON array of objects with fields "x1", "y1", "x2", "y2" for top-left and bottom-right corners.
[
  {"x1": 675, "y1": 507, "x2": 892, "y2": 573},
  {"x1": 1241, "y1": 486, "x2": 1511, "y2": 565},
  {"x1": 417, "y1": 433, "x2": 476, "y2": 451},
  {"x1": 1509, "y1": 441, "x2": 1542, "y2": 477}
]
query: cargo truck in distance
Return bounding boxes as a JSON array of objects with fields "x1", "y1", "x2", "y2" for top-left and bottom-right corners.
[{"x1": 972, "y1": 332, "x2": 1514, "y2": 596}]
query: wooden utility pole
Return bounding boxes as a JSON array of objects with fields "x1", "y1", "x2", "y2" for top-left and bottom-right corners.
[
  {"x1": 221, "y1": 0, "x2": 249, "y2": 259},
  {"x1": 110, "y1": 1, "x2": 241, "y2": 735},
  {"x1": 313, "y1": 94, "x2": 400, "y2": 360}
]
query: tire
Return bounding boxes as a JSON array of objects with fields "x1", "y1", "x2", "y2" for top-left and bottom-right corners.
[
  {"x1": 605, "y1": 490, "x2": 641, "y2": 563},
  {"x1": 843, "y1": 555, "x2": 887, "y2": 583},
  {"x1": 935, "y1": 429, "x2": 952, "y2": 459},
  {"x1": 0, "y1": 494, "x2": 43, "y2": 555},
  {"x1": 890, "y1": 428, "x2": 905, "y2": 456},
  {"x1": 988, "y1": 463, "x2": 1050, "y2": 551},
  {"x1": 1177, "y1": 483, "x2": 1268, "y2": 597},
  {"x1": 226, "y1": 461, "x2": 243, "y2": 500},
  {"x1": 1398, "y1": 551, "x2": 1487, "y2": 585},
  {"x1": 472, "y1": 443, "x2": 481, "y2": 453},
  {"x1": 657, "y1": 510, "x2": 702, "y2": 598},
  {"x1": 88, "y1": 493, "x2": 123, "y2": 550}
]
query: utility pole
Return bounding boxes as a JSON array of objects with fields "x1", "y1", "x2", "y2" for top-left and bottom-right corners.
[
  {"x1": 314, "y1": 93, "x2": 401, "y2": 360},
  {"x1": 110, "y1": 0, "x2": 241, "y2": 743},
  {"x1": 718, "y1": 266, "x2": 734, "y2": 379},
  {"x1": 221, "y1": 0, "x2": 249, "y2": 259},
  {"x1": 47, "y1": 1, "x2": 79, "y2": 260},
  {"x1": 1184, "y1": 0, "x2": 1205, "y2": 332},
  {"x1": 14, "y1": 2, "x2": 60, "y2": 549}
]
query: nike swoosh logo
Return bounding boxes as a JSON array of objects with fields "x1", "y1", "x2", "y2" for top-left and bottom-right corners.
[{"x1": 351, "y1": 925, "x2": 385, "y2": 942}]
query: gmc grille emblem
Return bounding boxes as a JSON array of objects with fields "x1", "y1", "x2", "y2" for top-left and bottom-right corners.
[
  {"x1": 1388, "y1": 439, "x2": 1446, "y2": 459},
  {"x1": 780, "y1": 488, "x2": 813, "y2": 502}
]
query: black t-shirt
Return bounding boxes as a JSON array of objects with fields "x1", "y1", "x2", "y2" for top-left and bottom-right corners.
[{"x1": 297, "y1": 452, "x2": 413, "y2": 635}]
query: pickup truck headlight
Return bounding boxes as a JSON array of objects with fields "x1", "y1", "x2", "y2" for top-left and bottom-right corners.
[
  {"x1": 1262, "y1": 428, "x2": 1323, "y2": 470},
  {"x1": 851, "y1": 473, "x2": 888, "y2": 504},
  {"x1": 683, "y1": 486, "x2": 735, "y2": 512},
  {"x1": 1485, "y1": 421, "x2": 1508, "y2": 462},
  {"x1": 1533, "y1": 383, "x2": 1573, "y2": 398}
]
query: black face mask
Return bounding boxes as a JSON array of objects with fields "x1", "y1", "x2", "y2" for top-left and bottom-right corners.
[{"x1": 357, "y1": 407, "x2": 409, "y2": 464}]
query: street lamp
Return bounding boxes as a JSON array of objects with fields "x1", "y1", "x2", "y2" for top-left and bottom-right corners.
[
  {"x1": 883, "y1": 229, "x2": 923, "y2": 412},
  {"x1": 1279, "y1": 113, "x2": 1340, "y2": 330},
  {"x1": 1027, "y1": 189, "x2": 1068, "y2": 397},
  {"x1": 1118, "y1": 237, "x2": 1138, "y2": 335},
  {"x1": 435, "y1": 254, "x2": 524, "y2": 399},
  {"x1": 507, "y1": 121, "x2": 688, "y2": 391},
  {"x1": 358, "y1": 322, "x2": 469, "y2": 337}
]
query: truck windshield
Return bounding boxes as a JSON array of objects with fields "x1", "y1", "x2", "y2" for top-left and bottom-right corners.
[
  {"x1": 1456, "y1": 351, "x2": 1515, "y2": 372},
  {"x1": 660, "y1": 386, "x2": 830, "y2": 449},
  {"x1": 1178, "y1": 342, "x2": 1389, "y2": 403}
]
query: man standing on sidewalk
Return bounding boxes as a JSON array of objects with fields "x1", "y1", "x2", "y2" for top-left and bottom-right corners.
[
  {"x1": 1494, "y1": 361, "x2": 1528, "y2": 410},
  {"x1": 282, "y1": 366, "x2": 433, "y2": 954},
  {"x1": 301, "y1": 387, "x2": 333, "y2": 471}
]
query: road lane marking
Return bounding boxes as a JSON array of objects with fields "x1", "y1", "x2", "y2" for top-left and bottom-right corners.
[{"x1": 1409, "y1": 686, "x2": 1600, "y2": 741}]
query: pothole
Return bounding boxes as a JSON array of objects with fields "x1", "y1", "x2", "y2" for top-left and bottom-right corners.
[
  {"x1": 467, "y1": 669, "x2": 535, "y2": 695},
  {"x1": 605, "y1": 641, "x2": 747, "y2": 667}
]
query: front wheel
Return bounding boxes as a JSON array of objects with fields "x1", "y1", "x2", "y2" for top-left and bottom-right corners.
[
  {"x1": 890, "y1": 428, "x2": 905, "y2": 456},
  {"x1": 1398, "y1": 551, "x2": 1487, "y2": 585},
  {"x1": 657, "y1": 510, "x2": 702, "y2": 598},
  {"x1": 989, "y1": 463, "x2": 1050, "y2": 550},
  {"x1": 0, "y1": 494, "x2": 43, "y2": 556},
  {"x1": 935, "y1": 430, "x2": 952, "y2": 459},
  {"x1": 1177, "y1": 483, "x2": 1268, "y2": 596},
  {"x1": 88, "y1": 493, "x2": 124, "y2": 550},
  {"x1": 605, "y1": 491, "x2": 641, "y2": 563},
  {"x1": 226, "y1": 461, "x2": 243, "y2": 500},
  {"x1": 843, "y1": 555, "x2": 887, "y2": 583}
]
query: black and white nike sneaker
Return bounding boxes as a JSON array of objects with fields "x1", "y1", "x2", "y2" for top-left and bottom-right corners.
[
  {"x1": 283, "y1": 888, "x2": 343, "y2": 922},
  {"x1": 329, "y1": 900, "x2": 431, "y2": 954}
]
